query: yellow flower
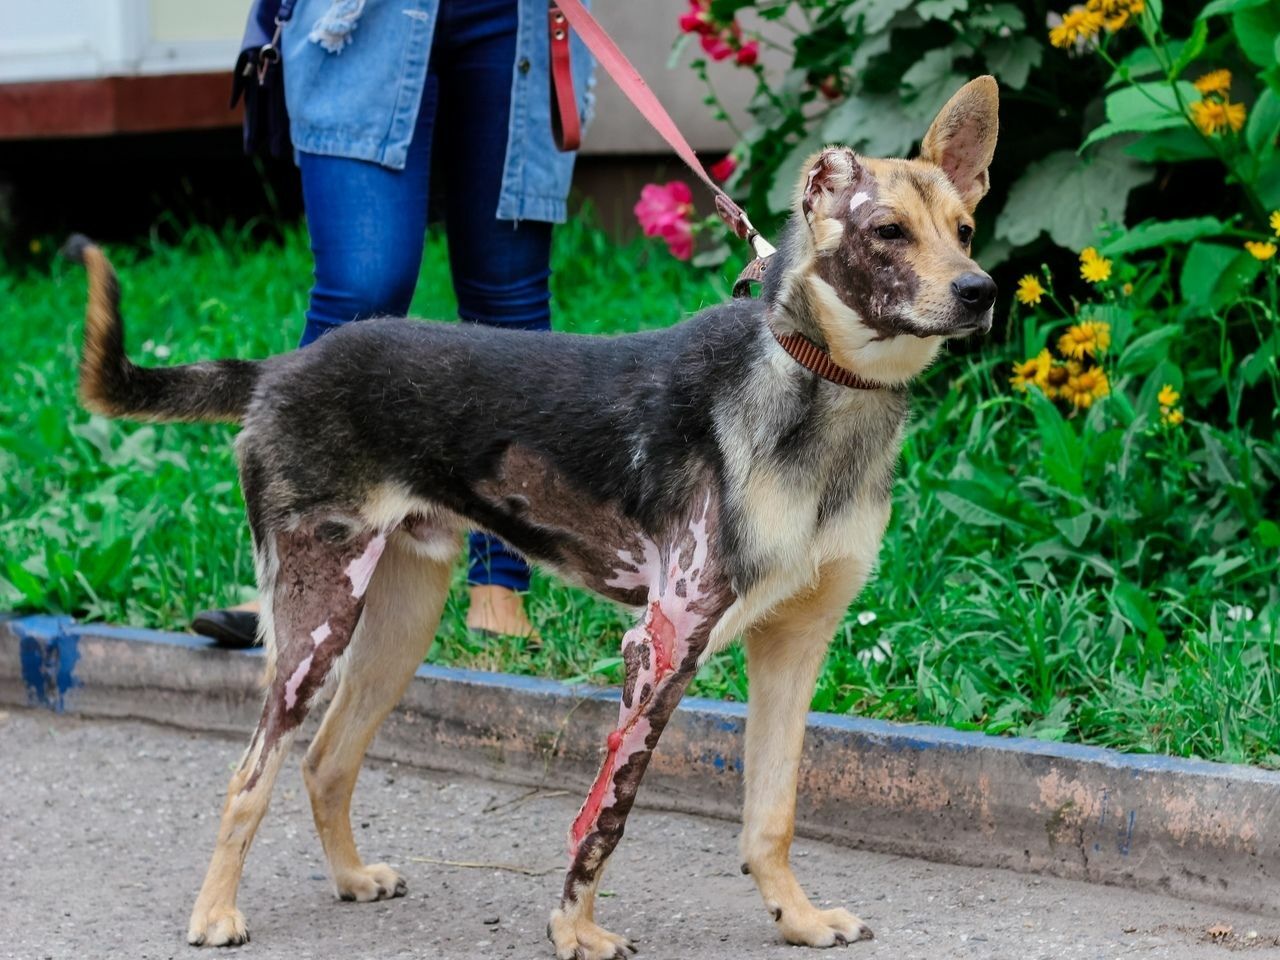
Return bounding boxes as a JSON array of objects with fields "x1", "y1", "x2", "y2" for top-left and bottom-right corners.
[
  {"x1": 1271, "y1": 210, "x2": 1280, "y2": 237},
  {"x1": 1010, "y1": 349, "x2": 1055, "y2": 393},
  {"x1": 1191, "y1": 98, "x2": 1247, "y2": 135},
  {"x1": 1245, "y1": 240, "x2": 1277, "y2": 261},
  {"x1": 28, "y1": 238, "x2": 42, "y2": 255},
  {"x1": 1079, "y1": 247, "x2": 1112, "y2": 283},
  {"x1": 1016, "y1": 275, "x2": 1046, "y2": 305},
  {"x1": 1161, "y1": 407, "x2": 1184, "y2": 426},
  {"x1": 1194, "y1": 70, "x2": 1232, "y2": 96},
  {"x1": 1122, "y1": 282, "x2": 1134, "y2": 296},
  {"x1": 1157, "y1": 384, "x2": 1180, "y2": 407},
  {"x1": 1086, "y1": 0, "x2": 1144, "y2": 31},
  {"x1": 1058, "y1": 320, "x2": 1112, "y2": 359},
  {"x1": 1063, "y1": 366, "x2": 1110, "y2": 409},
  {"x1": 1049, "y1": 7, "x2": 1104, "y2": 47}
]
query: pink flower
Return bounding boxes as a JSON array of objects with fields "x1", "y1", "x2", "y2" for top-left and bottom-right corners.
[
  {"x1": 700, "y1": 32, "x2": 734, "y2": 61},
  {"x1": 678, "y1": 0, "x2": 714, "y2": 35},
  {"x1": 709, "y1": 155, "x2": 737, "y2": 181},
  {"x1": 735, "y1": 40, "x2": 759, "y2": 66},
  {"x1": 678, "y1": 11, "x2": 706, "y2": 32},
  {"x1": 634, "y1": 181, "x2": 695, "y2": 261}
]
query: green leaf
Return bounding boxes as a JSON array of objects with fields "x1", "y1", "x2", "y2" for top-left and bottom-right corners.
[
  {"x1": 1118, "y1": 325, "x2": 1179, "y2": 374},
  {"x1": 1198, "y1": 0, "x2": 1267, "y2": 17},
  {"x1": 1053, "y1": 513, "x2": 1093, "y2": 547},
  {"x1": 1080, "y1": 82, "x2": 1198, "y2": 150},
  {"x1": 1122, "y1": 126, "x2": 1217, "y2": 162},
  {"x1": 1247, "y1": 89, "x2": 1280, "y2": 157},
  {"x1": 1113, "y1": 580, "x2": 1157, "y2": 633},
  {"x1": 1180, "y1": 242, "x2": 1264, "y2": 310},
  {"x1": 1098, "y1": 216, "x2": 1228, "y2": 256},
  {"x1": 1234, "y1": 1, "x2": 1280, "y2": 68},
  {"x1": 767, "y1": 133, "x2": 824, "y2": 213},
  {"x1": 820, "y1": 93, "x2": 920, "y2": 161},
  {"x1": 1170, "y1": 21, "x2": 1210, "y2": 77},
  {"x1": 1256, "y1": 519, "x2": 1280, "y2": 548},
  {"x1": 985, "y1": 36, "x2": 1043, "y2": 90},
  {"x1": 997, "y1": 143, "x2": 1153, "y2": 251},
  {"x1": 1027, "y1": 390, "x2": 1085, "y2": 496},
  {"x1": 936, "y1": 491, "x2": 1013, "y2": 529},
  {"x1": 846, "y1": 0, "x2": 916, "y2": 34},
  {"x1": 900, "y1": 49, "x2": 967, "y2": 125},
  {"x1": 918, "y1": 0, "x2": 967, "y2": 19},
  {"x1": 967, "y1": 2, "x2": 1026, "y2": 31}
]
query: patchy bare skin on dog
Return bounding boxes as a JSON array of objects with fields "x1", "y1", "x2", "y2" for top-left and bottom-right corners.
[{"x1": 70, "y1": 77, "x2": 1001, "y2": 960}]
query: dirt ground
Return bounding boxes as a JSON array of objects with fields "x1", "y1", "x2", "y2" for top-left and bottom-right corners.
[{"x1": 2, "y1": 709, "x2": 1276, "y2": 960}]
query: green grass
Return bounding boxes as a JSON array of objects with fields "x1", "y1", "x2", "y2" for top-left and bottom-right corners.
[{"x1": 2, "y1": 220, "x2": 1276, "y2": 766}]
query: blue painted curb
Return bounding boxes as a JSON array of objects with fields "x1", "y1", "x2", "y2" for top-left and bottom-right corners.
[{"x1": 12, "y1": 615, "x2": 81, "y2": 711}]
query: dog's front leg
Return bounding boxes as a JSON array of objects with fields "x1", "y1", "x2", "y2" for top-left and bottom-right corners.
[
  {"x1": 740, "y1": 559, "x2": 875, "y2": 947},
  {"x1": 548, "y1": 521, "x2": 730, "y2": 960}
]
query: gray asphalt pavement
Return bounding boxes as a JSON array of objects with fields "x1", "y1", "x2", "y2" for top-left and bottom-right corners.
[{"x1": 2, "y1": 709, "x2": 1276, "y2": 959}]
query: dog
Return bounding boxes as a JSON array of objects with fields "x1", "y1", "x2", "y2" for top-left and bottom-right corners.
[{"x1": 67, "y1": 75, "x2": 998, "y2": 959}]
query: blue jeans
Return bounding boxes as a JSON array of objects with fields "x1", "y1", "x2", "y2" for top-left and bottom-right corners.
[{"x1": 297, "y1": 0, "x2": 546, "y2": 593}]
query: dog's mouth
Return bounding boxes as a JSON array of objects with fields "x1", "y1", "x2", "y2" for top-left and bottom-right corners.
[{"x1": 939, "y1": 311, "x2": 993, "y2": 338}]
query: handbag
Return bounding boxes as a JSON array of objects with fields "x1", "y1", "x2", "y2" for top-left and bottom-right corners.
[{"x1": 230, "y1": 0, "x2": 298, "y2": 158}]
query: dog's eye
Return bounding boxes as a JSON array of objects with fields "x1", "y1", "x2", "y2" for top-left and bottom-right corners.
[
  {"x1": 958, "y1": 224, "x2": 974, "y2": 244},
  {"x1": 876, "y1": 224, "x2": 904, "y2": 240}
]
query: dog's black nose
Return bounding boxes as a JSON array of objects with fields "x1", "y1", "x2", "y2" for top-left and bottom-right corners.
[{"x1": 952, "y1": 272, "x2": 997, "y2": 313}]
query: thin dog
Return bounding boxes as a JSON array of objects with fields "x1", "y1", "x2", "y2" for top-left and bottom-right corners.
[{"x1": 68, "y1": 76, "x2": 999, "y2": 958}]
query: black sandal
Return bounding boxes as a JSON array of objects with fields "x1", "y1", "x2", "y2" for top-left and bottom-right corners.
[{"x1": 192, "y1": 609, "x2": 261, "y2": 648}]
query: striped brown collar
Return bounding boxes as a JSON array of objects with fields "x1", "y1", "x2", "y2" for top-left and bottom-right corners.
[{"x1": 770, "y1": 328, "x2": 888, "y2": 391}]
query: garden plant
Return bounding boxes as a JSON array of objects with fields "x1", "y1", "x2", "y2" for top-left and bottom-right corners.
[{"x1": 3, "y1": 0, "x2": 1278, "y2": 766}]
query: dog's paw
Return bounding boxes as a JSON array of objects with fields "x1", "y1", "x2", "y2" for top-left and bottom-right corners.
[
  {"x1": 775, "y1": 905, "x2": 873, "y2": 948},
  {"x1": 334, "y1": 862, "x2": 408, "y2": 902},
  {"x1": 187, "y1": 905, "x2": 249, "y2": 947},
  {"x1": 547, "y1": 907, "x2": 637, "y2": 960}
]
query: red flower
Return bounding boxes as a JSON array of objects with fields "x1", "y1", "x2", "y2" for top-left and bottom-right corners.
[
  {"x1": 735, "y1": 40, "x2": 759, "y2": 66},
  {"x1": 709, "y1": 155, "x2": 737, "y2": 181},
  {"x1": 700, "y1": 32, "x2": 734, "y2": 61},
  {"x1": 634, "y1": 181, "x2": 695, "y2": 261},
  {"x1": 817, "y1": 74, "x2": 842, "y2": 100}
]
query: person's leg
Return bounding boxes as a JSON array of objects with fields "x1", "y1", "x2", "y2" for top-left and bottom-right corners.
[
  {"x1": 437, "y1": 0, "x2": 552, "y2": 636},
  {"x1": 192, "y1": 77, "x2": 439, "y2": 644},
  {"x1": 297, "y1": 75, "x2": 439, "y2": 347}
]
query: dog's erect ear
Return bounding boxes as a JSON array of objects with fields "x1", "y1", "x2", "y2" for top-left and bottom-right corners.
[
  {"x1": 798, "y1": 147, "x2": 864, "y2": 221},
  {"x1": 919, "y1": 76, "x2": 999, "y2": 212}
]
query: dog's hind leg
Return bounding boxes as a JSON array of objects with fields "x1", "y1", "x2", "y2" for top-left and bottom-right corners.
[
  {"x1": 186, "y1": 518, "x2": 389, "y2": 948},
  {"x1": 740, "y1": 559, "x2": 874, "y2": 947},
  {"x1": 548, "y1": 514, "x2": 733, "y2": 960},
  {"x1": 302, "y1": 532, "x2": 457, "y2": 903}
]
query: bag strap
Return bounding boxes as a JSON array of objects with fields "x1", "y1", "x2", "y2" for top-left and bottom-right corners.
[{"x1": 549, "y1": 0, "x2": 775, "y2": 260}]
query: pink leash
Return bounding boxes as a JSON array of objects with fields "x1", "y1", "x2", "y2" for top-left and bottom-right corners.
[{"x1": 551, "y1": 0, "x2": 776, "y2": 260}]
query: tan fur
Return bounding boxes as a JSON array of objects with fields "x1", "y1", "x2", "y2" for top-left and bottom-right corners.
[
  {"x1": 77, "y1": 245, "x2": 122, "y2": 417},
  {"x1": 187, "y1": 538, "x2": 458, "y2": 945},
  {"x1": 740, "y1": 559, "x2": 875, "y2": 946}
]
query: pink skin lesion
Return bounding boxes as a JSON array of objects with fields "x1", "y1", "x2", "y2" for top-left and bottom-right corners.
[
  {"x1": 344, "y1": 533, "x2": 386, "y2": 599},
  {"x1": 569, "y1": 502, "x2": 714, "y2": 852},
  {"x1": 283, "y1": 620, "x2": 334, "y2": 712}
]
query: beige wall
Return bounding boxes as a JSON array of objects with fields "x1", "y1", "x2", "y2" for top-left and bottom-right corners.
[
  {"x1": 149, "y1": 0, "x2": 243, "y2": 42},
  {"x1": 583, "y1": 0, "x2": 780, "y2": 154}
]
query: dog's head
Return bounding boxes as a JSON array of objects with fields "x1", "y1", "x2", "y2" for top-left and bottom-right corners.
[{"x1": 777, "y1": 76, "x2": 1000, "y2": 384}]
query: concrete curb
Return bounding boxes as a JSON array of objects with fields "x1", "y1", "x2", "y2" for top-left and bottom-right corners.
[{"x1": 4, "y1": 615, "x2": 1279, "y2": 917}]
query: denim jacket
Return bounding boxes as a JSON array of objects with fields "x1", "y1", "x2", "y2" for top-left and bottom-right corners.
[{"x1": 282, "y1": 0, "x2": 594, "y2": 223}]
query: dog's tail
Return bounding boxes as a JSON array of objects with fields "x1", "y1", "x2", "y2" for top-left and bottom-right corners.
[{"x1": 64, "y1": 235, "x2": 262, "y2": 425}]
